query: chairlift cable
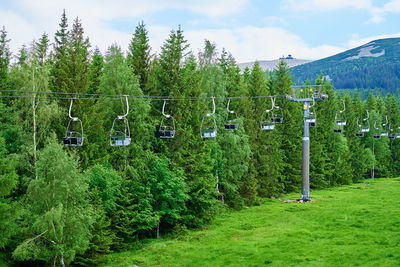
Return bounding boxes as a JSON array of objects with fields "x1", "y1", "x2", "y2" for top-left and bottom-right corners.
[{"x1": 0, "y1": 89, "x2": 288, "y2": 101}]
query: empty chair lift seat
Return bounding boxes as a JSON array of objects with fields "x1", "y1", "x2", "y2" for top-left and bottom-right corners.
[
  {"x1": 261, "y1": 122, "x2": 275, "y2": 130},
  {"x1": 201, "y1": 129, "x2": 217, "y2": 138},
  {"x1": 158, "y1": 129, "x2": 175, "y2": 138},
  {"x1": 272, "y1": 117, "x2": 283, "y2": 123},
  {"x1": 111, "y1": 136, "x2": 131, "y2": 146},
  {"x1": 224, "y1": 123, "x2": 239, "y2": 130},
  {"x1": 336, "y1": 120, "x2": 346, "y2": 126},
  {"x1": 63, "y1": 136, "x2": 84, "y2": 146}
]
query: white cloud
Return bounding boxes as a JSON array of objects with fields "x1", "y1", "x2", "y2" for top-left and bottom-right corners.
[
  {"x1": 185, "y1": 26, "x2": 345, "y2": 62},
  {"x1": 369, "y1": 0, "x2": 400, "y2": 23},
  {"x1": 282, "y1": 0, "x2": 372, "y2": 11},
  {"x1": 283, "y1": 0, "x2": 400, "y2": 24},
  {"x1": 347, "y1": 33, "x2": 400, "y2": 48}
]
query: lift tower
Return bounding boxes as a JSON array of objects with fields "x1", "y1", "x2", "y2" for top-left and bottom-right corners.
[{"x1": 286, "y1": 85, "x2": 328, "y2": 201}]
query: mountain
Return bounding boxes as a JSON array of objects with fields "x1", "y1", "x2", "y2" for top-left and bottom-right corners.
[
  {"x1": 290, "y1": 38, "x2": 400, "y2": 95},
  {"x1": 238, "y1": 55, "x2": 312, "y2": 72}
]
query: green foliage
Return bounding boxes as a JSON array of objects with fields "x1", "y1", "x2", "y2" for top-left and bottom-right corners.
[
  {"x1": 0, "y1": 26, "x2": 11, "y2": 91},
  {"x1": 13, "y1": 142, "x2": 94, "y2": 265},
  {"x1": 0, "y1": 137, "x2": 18, "y2": 248},
  {"x1": 33, "y1": 32, "x2": 50, "y2": 65},
  {"x1": 86, "y1": 164, "x2": 122, "y2": 214},
  {"x1": 88, "y1": 48, "x2": 104, "y2": 95},
  {"x1": 127, "y1": 21, "x2": 151, "y2": 91},
  {"x1": 271, "y1": 61, "x2": 301, "y2": 193},
  {"x1": 147, "y1": 158, "x2": 188, "y2": 235}
]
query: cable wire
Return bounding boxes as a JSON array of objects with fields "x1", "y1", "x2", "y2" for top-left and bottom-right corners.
[{"x1": 0, "y1": 89, "x2": 289, "y2": 101}]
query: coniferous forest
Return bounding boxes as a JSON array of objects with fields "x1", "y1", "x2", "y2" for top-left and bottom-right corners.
[{"x1": 1, "y1": 11, "x2": 400, "y2": 266}]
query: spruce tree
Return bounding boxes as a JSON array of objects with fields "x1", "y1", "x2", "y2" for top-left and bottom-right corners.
[
  {"x1": 34, "y1": 32, "x2": 50, "y2": 65},
  {"x1": 147, "y1": 158, "x2": 188, "y2": 238},
  {"x1": 50, "y1": 10, "x2": 69, "y2": 93},
  {"x1": 0, "y1": 26, "x2": 11, "y2": 92},
  {"x1": 0, "y1": 136, "x2": 18, "y2": 248},
  {"x1": 88, "y1": 48, "x2": 104, "y2": 95},
  {"x1": 270, "y1": 60, "x2": 301, "y2": 193},
  {"x1": 127, "y1": 21, "x2": 151, "y2": 92},
  {"x1": 65, "y1": 17, "x2": 91, "y2": 95}
]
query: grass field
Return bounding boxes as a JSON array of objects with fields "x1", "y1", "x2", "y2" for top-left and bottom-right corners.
[{"x1": 103, "y1": 178, "x2": 400, "y2": 267}]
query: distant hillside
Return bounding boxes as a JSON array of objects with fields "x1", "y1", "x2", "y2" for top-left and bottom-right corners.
[
  {"x1": 239, "y1": 56, "x2": 312, "y2": 72},
  {"x1": 291, "y1": 38, "x2": 400, "y2": 95}
]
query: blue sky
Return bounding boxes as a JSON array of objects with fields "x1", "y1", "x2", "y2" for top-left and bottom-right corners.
[{"x1": 1, "y1": 0, "x2": 400, "y2": 62}]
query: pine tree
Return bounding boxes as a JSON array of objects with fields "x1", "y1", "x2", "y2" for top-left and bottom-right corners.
[
  {"x1": 270, "y1": 60, "x2": 300, "y2": 193},
  {"x1": 0, "y1": 26, "x2": 11, "y2": 92},
  {"x1": 88, "y1": 48, "x2": 104, "y2": 95},
  {"x1": 385, "y1": 94, "x2": 400, "y2": 175},
  {"x1": 65, "y1": 17, "x2": 91, "y2": 95},
  {"x1": 147, "y1": 158, "x2": 188, "y2": 238},
  {"x1": 34, "y1": 32, "x2": 50, "y2": 65},
  {"x1": 74, "y1": 164, "x2": 121, "y2": 265},
  {"x1": 0, "y1": 136, "x2": 18, "y2": 248},
  {"x1": 127, "y1": 21, "x2": 151, "y2": 92},
  {"x1": 17, "y1": 45, "x2": 28, "y2": 66},
  {"x1": 50, "y1": 10, "x2": 69, "y2": 93}
]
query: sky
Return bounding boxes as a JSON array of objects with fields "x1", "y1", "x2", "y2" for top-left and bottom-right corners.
[{"x1": 1, "y1": 0, "x2": 400, "y2": 63}]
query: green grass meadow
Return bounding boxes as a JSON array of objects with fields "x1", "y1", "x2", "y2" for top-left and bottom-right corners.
[{"x1": 102, "y1": 178, "x2": 400, "y2": 267}]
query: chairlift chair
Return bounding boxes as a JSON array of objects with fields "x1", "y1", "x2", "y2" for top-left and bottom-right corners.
[
  {"x1": 110, "y1": 95, "x2": 131, "y2": 146},
  {"x1": 356, "y1": 110, "x2": 370, "y2": 137},
  {"x1": 157, "y1": 100, "x2": 176, "y2": 138},
  {"x1": 388, "y1": 125, "x2": 396, "y2": 139},
  {"x1": 373, "y1": 121, "x2": 381, "y2": 139},
  {"x1": 200, "y1": 97, "x2": 217, "y2": 139},
  {"x1": 271, "y1": 104, "x2": 283, "y2": 123},
  {"x1": 334, "y1": 100, "x2": 346, "y2": 133},
  {"x1": 260, "y1": 110, "x2": 275, "y2": 131},
  {"x1": 260, "y1": 97, "x2": 278, "y2": 130},
  {"x1": 224, "y1": 99, "x2": 239, "y2": 130},
  {"x1": 380, "y1": 116, "x2": 389, "y2": 137},
  {"x1": 63, "y1": 99, "x2": 85, "y2": 147},
  {"x1": 305, "y1": 103, "x2": 316, "y2": 127}
]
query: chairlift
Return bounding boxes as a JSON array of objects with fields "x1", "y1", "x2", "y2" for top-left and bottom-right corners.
[
  {"x1": 334, "y1": 100, "x2": 346, "y2": 133},
  {"x1": 63, "y1": 99, "x2": 85, "y2": 147},
  {"x1": 260, "y1": 97, "x2": 276, "y2": 130},
  {"x1": 380, "y1": 116, "x2": 389, "y2": 137},
  {"x1": 224, "y1": 98, "x2": 239, "y2": 130},
  {"x1": 110, "y1": 95, "x2": 131, "y2": 146},
  {"x1": 373, "y1": 121, "x2": 381, "y2": 139},
  {"x1": 200, "y1": 97, "x2": 217, "y2": 139},
  {"x1": 157, "y1": 100, "x2": 176, "y2": 138},
  {"x1": 356, "y1": 110, "x2": 370, "y2": 137},
  {"x1": 271, "y1": 98, "x2": 283, "y2": 123},
  {"x1": 388, "y1": 124, "x2": 396, "y2": 139},
  {"x1": 305, "y1": 98, "x2": 316, "y2": 127}
]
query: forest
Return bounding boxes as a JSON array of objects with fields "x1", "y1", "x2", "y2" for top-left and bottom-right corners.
[{"x1": 1, "y1": 11, "x2": 400, "y2": 266}]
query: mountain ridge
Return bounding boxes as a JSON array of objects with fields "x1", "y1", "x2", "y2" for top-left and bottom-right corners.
[
  {"x1": 290, "y1": 37, "x2": 400, "y2": 94},
  {"x1": 238, "y1": 57, "x2": 312, "y2": 72}
]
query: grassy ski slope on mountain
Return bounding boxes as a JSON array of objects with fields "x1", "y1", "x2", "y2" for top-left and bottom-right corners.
[
  {"x1": 291, "y1": 38, "x2": 400, "y2": 94},
  {"x1": 102, "y1": 178, "x2": 400, "y2": 267}
]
